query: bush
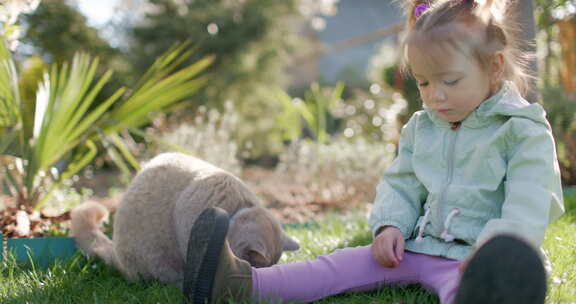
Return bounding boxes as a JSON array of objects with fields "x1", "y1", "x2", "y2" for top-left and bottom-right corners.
[
  {"x1": 332, "y1": 84, "x2": 408, "y2": 144},
  {"x1": 542, "y1": 86, "x2": 576, "y2": 185},
  {"x1": 246, "y1": 137, "x2": 396, "y2": 223},
  {"x1": 278, "y1": 137, "x2": 395, "y2": 202}
]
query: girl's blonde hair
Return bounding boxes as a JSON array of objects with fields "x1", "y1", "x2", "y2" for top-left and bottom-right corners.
[{"x1": 400, "y1": 0, "x2": 533, "y2": 96}]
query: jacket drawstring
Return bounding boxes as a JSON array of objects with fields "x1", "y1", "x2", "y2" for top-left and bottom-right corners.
[
  {"x1": 415, "y1": 206, "x2": 431, "y2": 243},
  {"x1": 416, "y1": 207, "x2": 461, "y2": 243},
  {"x1": 441, "y1": 208, "x2": 461, "y2": 242}
]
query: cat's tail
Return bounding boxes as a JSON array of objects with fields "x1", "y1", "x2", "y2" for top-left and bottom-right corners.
[{"x1": 70, "y1": 201, "x2": 123, "y2": 271}]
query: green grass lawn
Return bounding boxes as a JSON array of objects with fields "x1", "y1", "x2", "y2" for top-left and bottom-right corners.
[{"x1": 1, "y1": 195, "x2": 575, "y2": 304}]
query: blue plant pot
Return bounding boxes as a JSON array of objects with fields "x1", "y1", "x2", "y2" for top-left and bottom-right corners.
[
  {"x1": 563, "y1": 186, "x2": 576, "y2": 197},
  {"x1": 0, "y1": 233, "x2": 77, "y2": 268}
]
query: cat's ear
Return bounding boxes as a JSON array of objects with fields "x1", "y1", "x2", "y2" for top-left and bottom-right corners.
[
  {"x1": 247, "y1": 249, "x2": 270, "y2": 268},
  {"x1": 282, "y1": 233, "x2": 300, "y2": 251}
]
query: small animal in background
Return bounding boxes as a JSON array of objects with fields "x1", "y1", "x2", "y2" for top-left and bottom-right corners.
[{"x1": 70, "y1": 152, "x2": 299, "y2": 286}]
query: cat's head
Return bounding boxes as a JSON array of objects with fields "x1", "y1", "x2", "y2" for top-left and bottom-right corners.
[{"x1": 227, "y1": 206, "x2": 299, "y2": 268}]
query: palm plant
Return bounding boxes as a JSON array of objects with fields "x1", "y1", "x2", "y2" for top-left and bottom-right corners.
[{"x1": 0, "y1": 38, "x2": 213, "y2": 209}]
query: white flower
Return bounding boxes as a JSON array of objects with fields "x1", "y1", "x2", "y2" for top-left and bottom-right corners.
[
  {"x1": 298, "y1": 0, "x2": 338, "y2": 17},
  {"x1": 0, "y1": 0, "x2": 40, "y2": 25},
  {"x1": 297, "y1": 0, "x2": 338, "y2": 32},
  {"x1": 0, "y1": 0, "x2": 40, "y2": 50}
]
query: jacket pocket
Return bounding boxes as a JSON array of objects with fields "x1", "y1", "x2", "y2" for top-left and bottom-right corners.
[{"x1": 460, "y1": 148, "x2": 506, "y2": 190}]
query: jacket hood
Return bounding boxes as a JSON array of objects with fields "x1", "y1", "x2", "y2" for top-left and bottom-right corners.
[{"x1": 425, "y1": 81, "x2": 549, "y2": 128}]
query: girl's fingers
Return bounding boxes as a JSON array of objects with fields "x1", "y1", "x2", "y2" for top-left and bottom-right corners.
[
  {"x1": 372, "y1": 240, "x2": 389, "y2": 266},
  {"x1": 376, "y1": 239, "x2": 396, "y2": 267},
  {"x1": 385, "y1": 242, "x2": 399, "y2": 266},
  {"x1": 394, "y1": 236, "x2": 405, "y2": 263},
  {"x1": 372, "y1": 228, "x2": 405, "y2": 268},
  {"x1": 372, "y1": 243, "x2": 386, "y2": 265}
]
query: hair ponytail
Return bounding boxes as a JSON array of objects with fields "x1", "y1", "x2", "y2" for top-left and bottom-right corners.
[{"x1": 404, "y1": 0, "x2": 430, "y2": 28}]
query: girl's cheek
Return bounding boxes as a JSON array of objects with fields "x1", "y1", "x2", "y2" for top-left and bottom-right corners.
[{"x1": 419, "y1": 89, "x2": 430, "y2": 105}]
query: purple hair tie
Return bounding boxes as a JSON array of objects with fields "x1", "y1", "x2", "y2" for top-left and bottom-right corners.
[{"x1": 414, "y1": 3, "x2": 430, "y2": 18}]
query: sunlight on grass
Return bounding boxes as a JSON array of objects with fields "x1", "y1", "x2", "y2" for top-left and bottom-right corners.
[
  {"x1": 1, "y1": 196, "x2": 575, "y2": 303},
  {"x1": 544, "y1": 194, "x2": 576, "y2": 303},
  {"x1": 0, "y1": 254, "x2": 183, "y2": 303}
]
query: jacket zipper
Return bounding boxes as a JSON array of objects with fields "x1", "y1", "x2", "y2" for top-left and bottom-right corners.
[{"x1": 435, "y1": 121, "x2": 461, "y2": 235}]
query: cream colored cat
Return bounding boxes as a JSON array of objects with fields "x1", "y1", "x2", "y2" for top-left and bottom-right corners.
[{"x1": 70, "y1": 152, "x2": 299, "y2": 285}]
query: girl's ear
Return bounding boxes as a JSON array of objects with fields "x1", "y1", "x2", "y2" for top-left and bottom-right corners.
[{"x1": 490, "y1": 51, "x2": 505, "y2": 90}]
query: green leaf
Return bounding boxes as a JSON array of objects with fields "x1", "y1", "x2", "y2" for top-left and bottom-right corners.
[
  {"x1": 110, "y1": 56, "x2": 213, "y2": 121},
  {"x1": 65, "y1": 87, "x2": 125, "y2": 147},
  {"x1": 2, "y1": 41, "x2": 211, "y2": 208},
  {"x1": 107, "y1": 132, "x2": 141, "y2": 172},
  {"x1": 128, "y1": 127, "x2": 196, "y2": 156},
  {"x1": 34, "y1": 139, "x2": 98, "y2": 211},
  {"x1": 3, "y1": 164, "x2": 21, "y2": 198},
  {"x1": 0, "y1": 128, "x2": 20, "y2": 156},
  {"x1": 0, "y1": 40, "x2": 21, "y2": 129},
  {"x1": 103, "y1": 142, "x2": 133, "y2": 183}
]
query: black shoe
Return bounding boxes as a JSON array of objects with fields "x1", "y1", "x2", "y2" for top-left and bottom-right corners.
[
  {"x1": 183, "y1": 207, "x2": 230, "y2": 304},
  {"x1": 455, "y1": 235, "x2": 547, "y2": 304},
  {"x1": 183, "y1": 207, "x2": 252, "y2": 304}
]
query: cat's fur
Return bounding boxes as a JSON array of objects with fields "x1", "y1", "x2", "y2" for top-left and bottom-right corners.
[{"x1": 71, "y1": 152, "x2": 299, "y2": 285}]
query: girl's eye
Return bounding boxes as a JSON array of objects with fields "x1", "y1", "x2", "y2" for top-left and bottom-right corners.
[
  {"x1": 445, "y1": 79, "x2": 460, "y2": 86},
  {"x1": 417, "y1": 81, "x2": 429, "y2": 87}
]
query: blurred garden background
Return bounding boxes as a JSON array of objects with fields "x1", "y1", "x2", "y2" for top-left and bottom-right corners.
[{"x1": 0, "y1": 0, "x2": 575, "y2": 303}]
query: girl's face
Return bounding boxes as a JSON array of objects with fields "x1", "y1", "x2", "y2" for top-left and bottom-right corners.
[{"x1": 407, "y1": 43, "x2": 497, "y2": 123}]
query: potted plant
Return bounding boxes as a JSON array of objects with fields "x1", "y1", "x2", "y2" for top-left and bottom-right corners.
[{"x1": 0, "y1": 0, "x2": 213, "y2": 267}]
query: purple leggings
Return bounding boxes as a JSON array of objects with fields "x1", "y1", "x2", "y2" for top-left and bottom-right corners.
[{"x1": 251, "y1": 245, "x2": 461, "y2": 304}]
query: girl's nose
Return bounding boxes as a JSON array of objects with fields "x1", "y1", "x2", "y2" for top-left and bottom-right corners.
[{"x1": 431, "y1": 87, "x2": 446, "y2": 103}]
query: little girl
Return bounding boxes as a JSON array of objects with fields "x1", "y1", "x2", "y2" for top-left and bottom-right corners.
[{"x1": 182, "y1": 0, "x2": 565, "y2": 303}]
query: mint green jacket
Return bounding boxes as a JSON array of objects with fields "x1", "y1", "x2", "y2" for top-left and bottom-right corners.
[{"x1": 369, "y1": 81, "x2": 565, "y2": 261}]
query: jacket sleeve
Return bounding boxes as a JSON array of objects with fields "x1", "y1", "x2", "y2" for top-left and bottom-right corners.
[
  {"x1": 369, "y1": 114, "x2": 428, "y2": 238},
  {"x1": 475, "y1": 119, "x2": 565, "y2": 248}
]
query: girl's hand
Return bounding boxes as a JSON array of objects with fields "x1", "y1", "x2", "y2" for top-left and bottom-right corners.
[{"x1": 371, "y1": 226, "x2": 405, "y2": 268}]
